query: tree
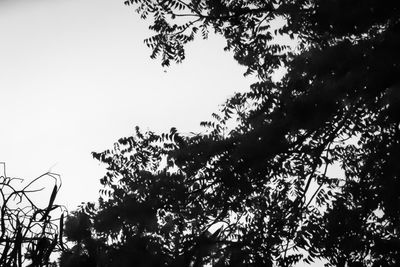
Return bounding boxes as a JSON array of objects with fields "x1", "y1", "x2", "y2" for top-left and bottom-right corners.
[
  {"x1": 0, "y1": 163, "x2": 65, "y2": 266},
  {"x1": 63, "y1": 1, "x2": 400, "y2": 266}
]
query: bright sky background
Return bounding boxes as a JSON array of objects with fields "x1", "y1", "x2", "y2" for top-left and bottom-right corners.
[{"x1": 0, "y1": 0, "x2": 253, "y2": 209}]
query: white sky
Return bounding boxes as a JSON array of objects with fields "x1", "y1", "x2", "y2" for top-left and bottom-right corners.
[{"x1": 0, "y1": 0, "x2": 252, "y2": 209}]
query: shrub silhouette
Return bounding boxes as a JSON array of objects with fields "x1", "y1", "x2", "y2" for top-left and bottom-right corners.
[{"x1": 0, "y1": 163, "x2": 65, "y2": 267}]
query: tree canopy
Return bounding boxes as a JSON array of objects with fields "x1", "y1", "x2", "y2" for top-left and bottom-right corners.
[{"x1": 62, "y1": 1, "x2": 400, "y2": 266}]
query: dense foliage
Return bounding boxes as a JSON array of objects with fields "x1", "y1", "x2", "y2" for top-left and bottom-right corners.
[
  {"x1": 62, "y1": 1, "x2": 400, "y2": 266},
  {"x1": 0, "y1": 163, "x2": 65, "y2": 267}
]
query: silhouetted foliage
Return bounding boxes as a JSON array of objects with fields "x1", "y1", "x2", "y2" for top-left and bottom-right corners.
[
  {"x1": 0, "y1": 163, "x2": 65, "y2": 267},
  {"x1": 62, "y1": 1, "x2": 400, "y2": 266}
]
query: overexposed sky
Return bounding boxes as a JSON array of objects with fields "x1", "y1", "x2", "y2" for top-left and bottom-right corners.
[{"x1": 0, "y1": 0, "x2": 252, "y2": 209}]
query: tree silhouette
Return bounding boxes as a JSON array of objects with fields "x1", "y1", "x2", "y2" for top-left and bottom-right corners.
[{"x1": 62, "y1": 1, "x2": 400, "y2": 266}]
